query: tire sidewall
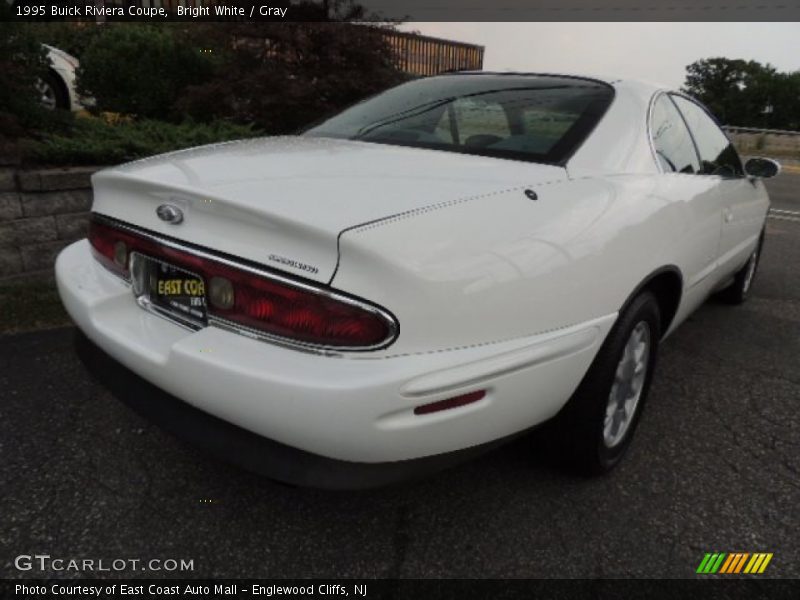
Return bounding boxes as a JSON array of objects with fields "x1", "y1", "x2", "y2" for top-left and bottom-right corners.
[
  {"x1": 560, "y1": 291, "x2": 662, "y2": 473},
  {"x1": 723, "y1": 230, "x2": 765, "y2": 304},
  {"x1": 596, "y1": 293, "x2": 661, "y2": 469},
  {"x1": 41, "y1": 72, "x2": 69, "y2": 111},
  {"x1": 740, "y1": 233, "x2": 765, "y2": 298}
]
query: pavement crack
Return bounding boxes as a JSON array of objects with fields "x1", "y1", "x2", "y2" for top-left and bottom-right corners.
[{"x1": 700, "y1": 391, "x2": 800, "y2": 491}]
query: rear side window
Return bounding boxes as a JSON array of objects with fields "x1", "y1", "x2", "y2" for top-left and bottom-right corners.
[
  {"x1": 671, "y1": 95, "x2": 744, "y2": 177},
  {"x1": 650, "y1": 94, "x2": 700, "y2": 174}
]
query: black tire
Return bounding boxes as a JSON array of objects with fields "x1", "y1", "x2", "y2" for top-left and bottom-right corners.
[
  {"x1": 719, "y1": 233, "x2": 764, "y2": 305},
  {"x1": 550, "y1": 291, "x2": 662, "y2": 475},
  {"x1": 37, "y1": 71, "x2": 70, "y2": 111}
]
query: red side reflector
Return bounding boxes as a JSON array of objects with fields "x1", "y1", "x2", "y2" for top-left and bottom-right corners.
[{"x1": 413, "y1": 390, "x2": 486, "y2": 416}]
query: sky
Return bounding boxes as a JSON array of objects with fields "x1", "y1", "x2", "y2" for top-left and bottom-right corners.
[{"x1": 398, "y1": 22, "x2": 800, "y2": 89}]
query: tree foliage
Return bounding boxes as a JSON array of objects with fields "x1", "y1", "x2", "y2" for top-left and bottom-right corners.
[
  {"x1": 175, "y1": 22, "x2": 407, "y2": 133},
  {"x1": 56, "y1": 7, "x2": 406, "y2": 133},
  {"x1": 28, "y1": 22, "x2": 104, "y2": 59},
  {"x1": 683, "y1": 58, "x2": 800, "y2": 130},
  {"x1": 76, "y1": 25, "x2": 217, "y2": 120},
  {"x1": 0, "y1": 3, "x2": 50, "y2": 138}
]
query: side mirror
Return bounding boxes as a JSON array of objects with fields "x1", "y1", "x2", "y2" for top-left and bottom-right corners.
[{"x1": 744, "y1": 157, "x2": 781, "y2": 179}]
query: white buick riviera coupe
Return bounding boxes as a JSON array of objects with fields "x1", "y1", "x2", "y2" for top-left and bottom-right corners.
[{"x1": 56, "y1": 73, "x2": 779, "y2": 488}]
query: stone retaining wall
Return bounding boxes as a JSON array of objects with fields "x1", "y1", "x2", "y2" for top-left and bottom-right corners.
[{"x1": 0, "y1": 166, "x2": 99, "y2": 283}]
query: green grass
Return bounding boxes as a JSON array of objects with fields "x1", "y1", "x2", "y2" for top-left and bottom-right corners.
[{"x1": 0, "y1": 281, "x2": 71, "y2": 334}]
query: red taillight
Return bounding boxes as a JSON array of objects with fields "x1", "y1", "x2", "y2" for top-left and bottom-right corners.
[
  {"x1": 88, "y1": 219, "x2": 141, "y2": 278},
  {"x1": 199, "y1": 259, "x2": 393, "y2": 348},
  {"x1": 87, "y1": 216, "x2": 396, "y2": 349}
]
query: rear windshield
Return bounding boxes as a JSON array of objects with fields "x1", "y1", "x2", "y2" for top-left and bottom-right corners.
[{"x1": 304, "y1": 74, "x2": 614, "y2": 164}]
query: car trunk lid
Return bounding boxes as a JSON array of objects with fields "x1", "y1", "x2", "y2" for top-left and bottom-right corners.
[{"x1": 91, "y1": 136, "x2": 567, "y2": 283}]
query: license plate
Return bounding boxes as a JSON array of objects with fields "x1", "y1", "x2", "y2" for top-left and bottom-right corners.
[{"x1": 130, "y1": 253, "x2": 207, "y2": 328}]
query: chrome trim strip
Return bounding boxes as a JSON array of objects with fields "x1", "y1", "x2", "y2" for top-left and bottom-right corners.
[
  {"x1": 137, "y1": 297, "x2": 204, "y2": 334},
  {"x1": 646, "y1": 91, "x2": 665, "y2": 174},
  {"x1": 92, "y1": 213, "x2": 400, "y2": 353}
]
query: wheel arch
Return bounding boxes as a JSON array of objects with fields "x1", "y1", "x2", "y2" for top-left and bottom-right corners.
[
  {"x1": 47, "y1": 68, "x2": 71, "y2": 109},
  {"x1": 622, "y1": 266, "x2": 684, "y2": 338}
]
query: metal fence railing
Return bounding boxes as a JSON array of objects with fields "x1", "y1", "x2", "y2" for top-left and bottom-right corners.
[{"x1": 723, "y1": 126, "x2": 800, "y2": 137}]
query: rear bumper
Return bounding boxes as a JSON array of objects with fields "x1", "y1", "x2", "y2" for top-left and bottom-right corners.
[
  {"x1": 74, "y1": 331, "x2": 504, "y2": 489},
  {"x1": 56, "y1": 240, "x2": 615, "y2": 470}
]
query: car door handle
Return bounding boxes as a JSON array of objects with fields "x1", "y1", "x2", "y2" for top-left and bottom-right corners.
[{"x1": 724, "y1": 208, "x2": 734, "y2": 223}]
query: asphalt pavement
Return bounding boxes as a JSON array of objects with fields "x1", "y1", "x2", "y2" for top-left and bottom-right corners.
[{"x1": 1, "y1": 174, "x2": 798, "y2": 579}]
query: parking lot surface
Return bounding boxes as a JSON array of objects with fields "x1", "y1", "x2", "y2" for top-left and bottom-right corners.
[{"x1": 1, "y1": 174, "x2": 798, "y2": 579}]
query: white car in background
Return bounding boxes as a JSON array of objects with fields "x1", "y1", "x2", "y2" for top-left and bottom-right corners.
[
  {"x1": 56, "y1": 73, "x2": 779, "y2": 488},
  {"x1": 38, "y1": 44, "x2": 83, "y2": 111}
]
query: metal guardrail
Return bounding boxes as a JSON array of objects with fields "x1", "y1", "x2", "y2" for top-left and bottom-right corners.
[{"x1": 723, "y1": 126, "x2": 800, "y2": 136}]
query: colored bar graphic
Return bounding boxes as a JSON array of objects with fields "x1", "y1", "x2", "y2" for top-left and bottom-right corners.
[
  {"x1": 719, "y1": 554, "x2": 736, "y2": 574},
  {"x1": 744, "y1": 554, "x2": 761, "y2": 574},
  {"x1": 702, "y1": 553, "x2": 720, "y2": 574},
  {"x1": 758, "y1": 553, "x2": 773, "y2": 573},
  {"x1": 698, "y1": 553, "x2": 727, "y2": 574},
  {"x1": 720, "y1": 553, "x2": 739, "y2": 574},
  {"x1": 699, "y1": 552, "x2": 773, "y2": 575},
  {"x1": 734, "y1": 553, "x2": 749, "y2": 573},
  {"x1": 696, "y1": 553, "x2": 713, "y2": 574},
  {"x1": 710, "y1": 553, "x2": 726, "y2": 573}
]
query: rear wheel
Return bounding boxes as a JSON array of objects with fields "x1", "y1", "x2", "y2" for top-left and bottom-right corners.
[
  {"x1": 35, "y1": 71, "x2": 69, "y2": 111},
  {"x1": 549, "y1": 291, "x2": 661, "y2": 475}
]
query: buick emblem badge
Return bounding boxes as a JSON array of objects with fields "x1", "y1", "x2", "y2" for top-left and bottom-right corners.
[{"x1": 156, "y1": 204, "x2": 184, "y2": 225}]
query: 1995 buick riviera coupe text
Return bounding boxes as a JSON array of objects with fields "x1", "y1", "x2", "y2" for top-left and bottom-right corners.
[{"x1": 56, "y1": 73, "x2": 779, "y2": 488}]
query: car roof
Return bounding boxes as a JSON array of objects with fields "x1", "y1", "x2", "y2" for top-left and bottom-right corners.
[{"x1": 449, "y1": 71, "x2": 669, "y2": 95}]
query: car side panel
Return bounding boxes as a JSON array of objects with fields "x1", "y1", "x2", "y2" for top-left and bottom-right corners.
[
  {"x1": 717, "y1": 176, "x2": 770, "y2": 278},
  {"x1": 333, "y1": 175, "x2": 717, "y2": 356},
  {"x1": 568, "y1": 82, "x2": 661, "y2": 178}
]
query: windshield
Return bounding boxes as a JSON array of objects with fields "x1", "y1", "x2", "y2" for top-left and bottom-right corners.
[{"x1": 304, "y1": 74, "x2": 614, "y2": 164}]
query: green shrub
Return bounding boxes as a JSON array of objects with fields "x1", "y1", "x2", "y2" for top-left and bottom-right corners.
[
  {"x1": 0, "y1": 4, "x2": 50, "y2": 137},
  {"x1": 24, "y1": 117, "x2": 261, "y2": 166},
  {"x1": 77, "y1": 25, "x2": 215, "y2": 120}
]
